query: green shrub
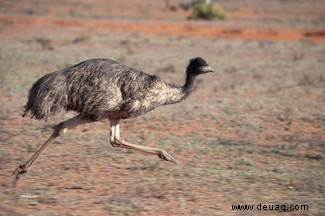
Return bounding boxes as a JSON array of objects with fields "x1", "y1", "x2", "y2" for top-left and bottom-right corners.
[{"x1": 192, "y1": 2, "x2": 227, "y2": 20}]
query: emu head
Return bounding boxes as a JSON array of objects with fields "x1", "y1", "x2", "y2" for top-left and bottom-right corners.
[{"x1": 186, "y1": 57, "x2": 214, "y2": 77}]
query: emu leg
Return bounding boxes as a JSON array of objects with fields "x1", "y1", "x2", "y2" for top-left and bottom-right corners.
[
  {"x1": 109, "y1": 119, "x2": 180, "y2": 165},
  {"x1": 12, "y1": 115, "x2": 91, "y2": 186}
]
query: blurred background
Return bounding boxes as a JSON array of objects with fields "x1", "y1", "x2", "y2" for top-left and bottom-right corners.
[{"x1": 0, "y1": 0, "x2": 324, "y2": 215}]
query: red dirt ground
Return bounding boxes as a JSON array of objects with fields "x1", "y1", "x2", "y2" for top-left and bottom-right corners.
[
  {"x1": 0, "y1": 0, "x2": 324, "y2": 42},
  {"x1": 0, "y1": 0, "x2": 324, "y2": 215}
]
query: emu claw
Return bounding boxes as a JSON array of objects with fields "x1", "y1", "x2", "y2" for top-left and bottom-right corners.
[{"x1": 158, "y1": 150, "x2": 180, "y2": 165}]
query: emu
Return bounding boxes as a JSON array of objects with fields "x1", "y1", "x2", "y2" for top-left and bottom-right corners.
[{"x1": 13, "y1": 57, "x2": 214, "y2": 182}]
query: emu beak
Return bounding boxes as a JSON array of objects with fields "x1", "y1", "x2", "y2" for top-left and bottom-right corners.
[{"x1": 201, "y1": 66, "x2": 215, "y2": 73}]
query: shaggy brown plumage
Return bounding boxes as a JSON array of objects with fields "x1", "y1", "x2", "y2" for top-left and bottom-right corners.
[
  {"x1": 24, "y1": 58, "x2": 213, "y2": 120},
  {"x1": 13, "y1": 57, "x2": 214, "y2": 185}
]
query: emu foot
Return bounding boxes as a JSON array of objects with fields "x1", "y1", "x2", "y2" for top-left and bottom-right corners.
[
  {"x1": 158, "y1": 150, "x2": 180, "y2": 165},
  {"x1": 13, "y1": 164, "x2": 27, "y2": 175},
  {"x1": 12, "y1": 164, "x2": 27, "y2": 187}
]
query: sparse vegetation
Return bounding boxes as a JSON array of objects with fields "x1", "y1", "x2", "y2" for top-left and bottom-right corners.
[
  {"x1": 234, "y1": 157, "x2": 255, "y2": 166},
  {"x1": 64, "y1": 61, "x2": 76, "y2": 68},
  {"x1": 192, "y1": 2, "x2": 227, "y2": 20},
  {"x1": 35, "y1": 37, "x2": 54, "y2": 51},
  {"x1": 72, "y1": 35, "x2": 90, "y2": 43}
]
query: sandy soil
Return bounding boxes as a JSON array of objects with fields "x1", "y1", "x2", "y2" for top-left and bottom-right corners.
[{"x1": 0, "y1": 0, "x2": 324, "y2": 215}]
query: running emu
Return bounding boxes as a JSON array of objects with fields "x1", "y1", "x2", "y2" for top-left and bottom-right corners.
[{"x1": 13, "y1": 57, "x2": 214, "y2": 182}]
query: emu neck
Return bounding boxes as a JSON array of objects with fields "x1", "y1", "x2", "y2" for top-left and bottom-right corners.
[
  {"x1": 163, "y1": 73, "x2": 197, "y2": 106},
  {"x1": 182, "y1": 73, "x2": 197, "y2": 95}
]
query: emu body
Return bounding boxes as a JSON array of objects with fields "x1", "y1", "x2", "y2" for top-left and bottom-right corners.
[{"x1": 13, "y1": 57, "x2": 214, "y2": 184}]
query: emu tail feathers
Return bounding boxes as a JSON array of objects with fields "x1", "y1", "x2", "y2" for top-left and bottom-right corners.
[{"x1": 23, "y1": 73, "x2": 68, "y2": 120}]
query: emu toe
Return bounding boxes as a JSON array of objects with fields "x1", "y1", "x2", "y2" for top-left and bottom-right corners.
[
  {"x1": 158, "y1": 150, "x2": 180, "y2": 165},
  {"x1": 12, "y1": 164, "x2": 27, "y2": 187}
]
